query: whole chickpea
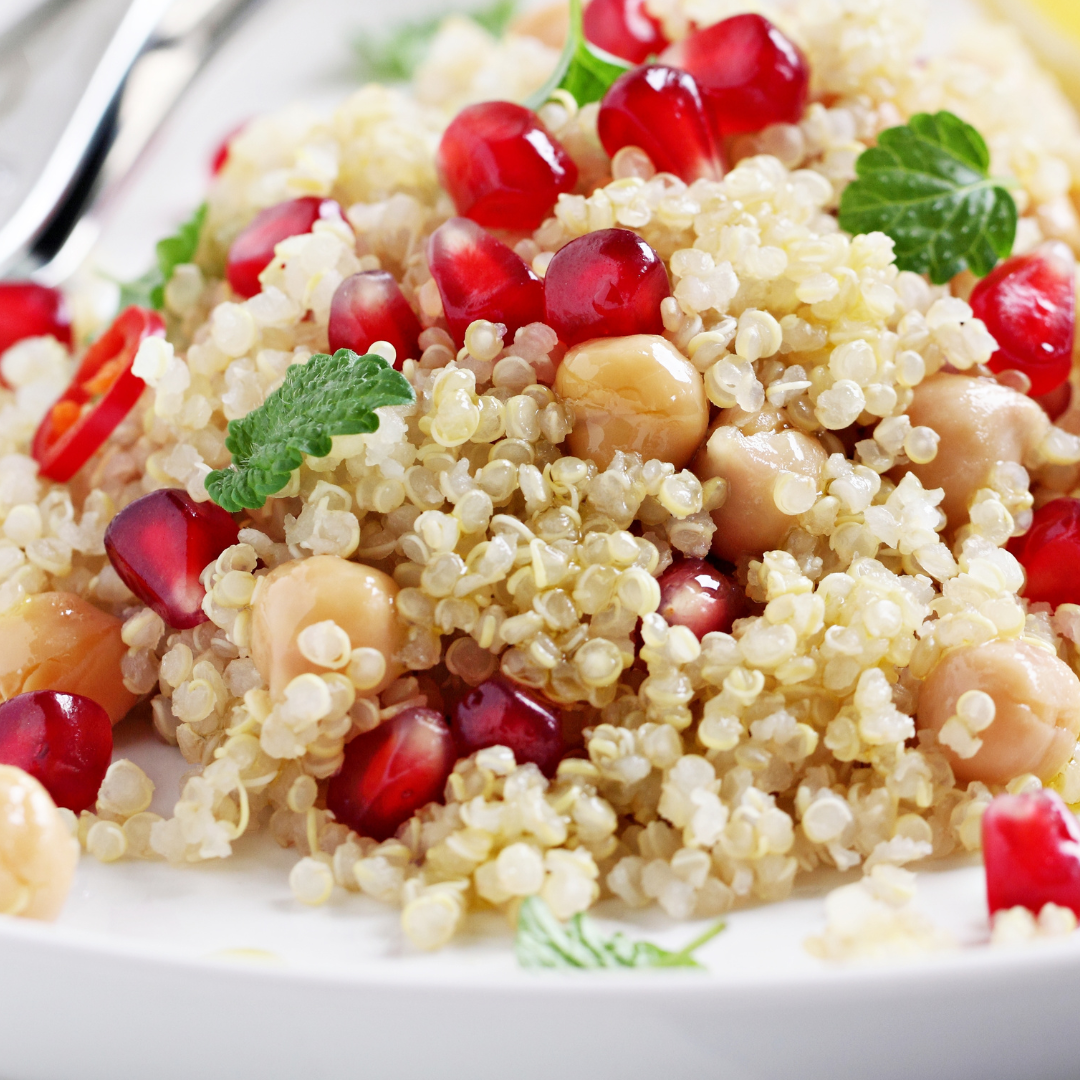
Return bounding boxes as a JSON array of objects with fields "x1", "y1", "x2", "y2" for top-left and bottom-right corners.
[
  {"x1": 554, "y1": 334, "x2": 709, "y2": 470},
  {"x1": 250, "y1": 555, "x2": 404, "y2": 699},
  {"x1": 0, "y1": 593, "x2": 137, "y2": 724},
  {"x1": 894, "y1": 373, "x2": 1049, "y2": 532},
  {"x1": 0, "y1": 765, "x2": 78, "y2": 921},
  {"x1": 917, "y1": 639, "x2": 1080, "y2": 785},
  {"x1": 693, "y1": 421, "x2": 827, "y2": 563}
]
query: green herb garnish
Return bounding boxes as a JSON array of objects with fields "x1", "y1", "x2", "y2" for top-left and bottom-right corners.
[
  {"x1": 515, "y1": 895, "x2": 726, "y2": 970},
  {"x1": 354, "y1": 0, "x2": 518, "y2": 83},
  {"x1": 119, "y1": 202, "x2": 207, "y2": 310},
  {"x1": 206, "y1": 349, "x2": 415, "y2": 513},
  {"x1": 523, "y1": 0, "x2": 630, "y2": 111},
  {"x1": 838, "y1": 111, "x2": 1017, "y2": 285}
]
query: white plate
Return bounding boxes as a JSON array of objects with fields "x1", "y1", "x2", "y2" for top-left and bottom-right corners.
[{"x1": 6, "y1": 1, "x2": 1080, "y2": 1078}]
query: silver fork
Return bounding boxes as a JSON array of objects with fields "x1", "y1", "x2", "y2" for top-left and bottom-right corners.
[{"x1": 0, "y1": 0, "x2": 263, "y2": 283}]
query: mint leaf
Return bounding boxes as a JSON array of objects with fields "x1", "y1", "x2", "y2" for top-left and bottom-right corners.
[
  {"x1": 119, "y1": 203, "x2": 207, "y2": 311},
  {"x1": 355, "y1": 0, "x2": 517, "y2": 83},
  {"x1": 206, "y1": 349, "x2": 415, "y2": 513},
  {"x1": 524, "y1": 0, "x2": 630, "y2": 111},
  {"x1": 838, "y1": 111, "x2": 1017, "y2": 285},
  {"x1": 515, "y1": 895, "x2": 725, "y2": 970}
]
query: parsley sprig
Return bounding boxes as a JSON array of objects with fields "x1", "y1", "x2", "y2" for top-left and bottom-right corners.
[
  {"x1": 524, "y1": 0, "x2": 630, "y2": 111},
  {"x1": 206, "y1": 349, "x2": 415, "y2": 513},
  {"x1": 515, "y1": 895, "x2": 726, "y2": 970},
  {"x1": 838, "y1": 111, "x2": 1017, "y2": 285},
  {"x1": 120, "y1": 203, "x2": 207, "y2": 310}
]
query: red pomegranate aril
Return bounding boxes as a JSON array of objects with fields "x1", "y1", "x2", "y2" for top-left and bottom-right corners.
[
  {"x1": 210, "y1": 121, "x2": 246, "y2": 176},
  {"x1": 1034, "y1": 379, "x2": 1072, "y2": 422},
  {"x1": 0, "y1": 282, "x2": 72, "y2": 358},
  {"x1": 544, "y1": 228, "x2": 671, "y2": 346},
  {"x1": 983, "y1": 790, "x2": 1080, "y2": 917},
  {"x1": 598, "y1": 65, "x2": 725, "y2": 184},
  {"x1": 657, "y1": 557, "x2": 745, "y2": 638},
  {"x1": 664, "y1": 13, "x2": 809, "y2": 136},
  {"x1": 451, "y1": 674, "x2": 565, "y2": 776},
  {"x1": 226, "y1": 196, "x2": 340, "y2": 299},
  {"x1": 437, "y1": 102, "x2": 578, "y2": 232},
  {"x1": 0, "y1": 691, "x2": 112, "y2": 813},
  {"x1": 969, "y1": 243, "x2": 1076, "y2": 398},
  {"x1": 326, "y1": 707, "x2": 455, "y2": 841},
  {"x1": 104, "y1": 489, "x2": 240, "y2": 629},
  {"x1": 1008, "y1": 496, "x2": 1080, "y2": 608},
  {"x1": 427, "y1": 217, "x2": 545, "y2": 346},
  {"x1": 583, "y1": 0, "x2": 668, "y2": 64},
  {"x1": 328, "y1": 271, "x2": 421, "y2": 367}
]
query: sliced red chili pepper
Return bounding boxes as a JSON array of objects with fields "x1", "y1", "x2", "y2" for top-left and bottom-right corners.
[{"x1": 32, "y1": 306, "x2": 164, "y2": 482}]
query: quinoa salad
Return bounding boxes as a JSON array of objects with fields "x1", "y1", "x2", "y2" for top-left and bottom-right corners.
[{"x1": 2, "y1": 0, "x2": 1080, "y2": 965}]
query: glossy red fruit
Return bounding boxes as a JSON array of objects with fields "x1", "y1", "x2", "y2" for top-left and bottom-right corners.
[
  {"x1": 665, "y1": 13, "x2": 809, "y2": 136},
  {"x1": 1008, "y1": 497, "x2": 1080, "y2": 608},
  {"x1": 544, "y1": 228, "x2": 670, "y2": 346},
  {"x1": 970, "y1": 244, "x2": 1076, "y2": 398},
  {"x1": 1034, "y1": 380, "x2": 1072, "y2": 422},
  {"x1": 0, "y1": 282, "x2": 72, "y2": 358},
  {"x1": 657, "y1": 557, "x2": 745, "y2": 638},
  {"x1": 104, "y1": 489, "x2": 240, "y2": 629},
  {"x1": 427, "y1": 217, "x2": 545, "y2": 346},
  {"x1": 451, "y1": 674, "x2": 565, "y2": 776},
  {"x1": 210, "y1": 121, "x2": 246, "y2": 176},
  {"x1": 598, "y1": 65, "x2": 725, "y2": 183},
  {"x1": 0, "y1": 691, "x2": 112, "y2": 813},
  {"x1": 328, "y1": 270, "x2": 422, "y2": 368},
  {"x1": 226, "y1": 196, "x2": 339, "y2": 298},
  {"x1": 583, "y1": 0, "x2": 668, "y2": 64},
  {"x1": 983, "y1": 790, "x2": 1080, "y2": 917},
  {"x1": 437, "y1": 102, "x2": 578, "y2": 232},
  {"x1": 326, "y1": 707, "x2": 456, "y2": 841}
]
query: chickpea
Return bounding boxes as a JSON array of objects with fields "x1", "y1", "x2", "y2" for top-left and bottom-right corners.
[
  {"x1": 693, "y1": 422, "x2": 827, "y2": 563},
  {"x1": 554, "y1": 334, "x2": 709, "y2": 471},
  {"x1": 250, "y1": 555, "x2": 404, "y2": 699},
  {"x1": 0, "y1": 765, "x2": 78, "y2": 921},
  {"x1": 509, "y1": 1, "x2": 568, "y2": 48},
  {"x1": 0, "y1": 593, "x2": 137, "y2": 724},
  {"x1": 894, "y1": 373, "x2": 1049, "y2": 532},
  {"x1": 917, "y1": 640, "x2": 1080, "y2": 785}
]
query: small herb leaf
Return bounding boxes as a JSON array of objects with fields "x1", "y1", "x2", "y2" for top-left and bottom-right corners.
[
  {"x1": 514, "y1": 895, "x2": 725, "y2": 970},
  {"x1": 838, "y1": 111, "x2": 1017, "y2": 285},
  {"x1": 119, "y1": 203, "x2": 207, "y2": 311},
  {"x1": 523, "y1": 0, "x2": 630, "y2": 111},
  {"x1": 206, "y1": 349, "x2": 415, "y2": 513}
]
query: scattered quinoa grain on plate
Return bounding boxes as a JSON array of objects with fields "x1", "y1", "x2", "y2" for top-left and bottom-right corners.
[{"x1": 3, "y1": 0, "x2": 1080, "y2": 960}]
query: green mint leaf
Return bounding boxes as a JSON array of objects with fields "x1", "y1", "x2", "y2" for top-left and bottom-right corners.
[
  {"x1": 355, "y1": 0, "x2": 518, "y2": 83},
  {"x1": 118, "y1": 202, "x2": 207, "y2": 311},
  {"x1": 206, "y1": 349, "x2": 415, "y2": 513},
  {"x1": 514, "y1": 896, "x2": 725, "y2": 970},
  {"x1": 523, "y1": 0, "x2": 630, "y2": 111},
  {"x1": 838, "y1": 111, "x2": 1017, "y2": 285}
]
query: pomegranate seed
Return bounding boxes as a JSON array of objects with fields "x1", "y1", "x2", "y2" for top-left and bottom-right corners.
[
  {"x1": 598, "y1": 65, "x2": 725, "y2": 184},
  {"x1": 0, "y1": 691, "x2": 112, "y2": 813},
  {"x1": 983, "y1": 790, "x2": 1080, "y2": 917},
  {"x1": 1008, "y1": 496, "x2": 1080, "y2": 608},
  {"x1": 969, "y1": 243, "x2": 1076, "y2": 397},
  {"x1": 0, "y1": 282, "x2": 72, "y2": 357},
  {"x1": 427, "y1": 217, "x2": 545, "y2": 346},
  {"x1": 583, "y1": 0, "x2": 668, "y2": 64},
  {"x1": 104, "y1": 489, "x2": 239, "y2": 629},
  {"x1": 226, "y1": 197, "x2": 340, "y2": 299},
  {"x1": 210, "y1": 121, "x2": 246, "y2": 176},
  {"x1": 657, "y1": 557, "x2": 745, "y2": 638},
  {"x1": 326, "y1": 707, "x2": 455, "y2": 841},
  {"x1": 544, "y1": 228, "x2": 671, "y2": 346},
  {"x1": 451, "y1": 674, "x2": 565, "y2": 776},
  {"x1": 664, "y1": 13, "x2": 809, "y2": 136},
  {"x1": 1034, "y1": 380, "x2": 1072, "y2": 422},
  {"x1": 436, "y1": 102, "x2": 578, "y2": 232},
  {"x1": 328, "y1": 271, "x2": 421, "y2": 367}
]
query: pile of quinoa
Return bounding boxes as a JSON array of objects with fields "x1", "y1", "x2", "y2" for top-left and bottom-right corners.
[{"x1": 4, "y1": 0, "x2": 1080, "y2": 956}]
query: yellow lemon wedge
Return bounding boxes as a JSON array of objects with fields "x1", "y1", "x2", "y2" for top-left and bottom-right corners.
[{"x1": 981, "y1": 0, "x2": 1080, "y2": 105}]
